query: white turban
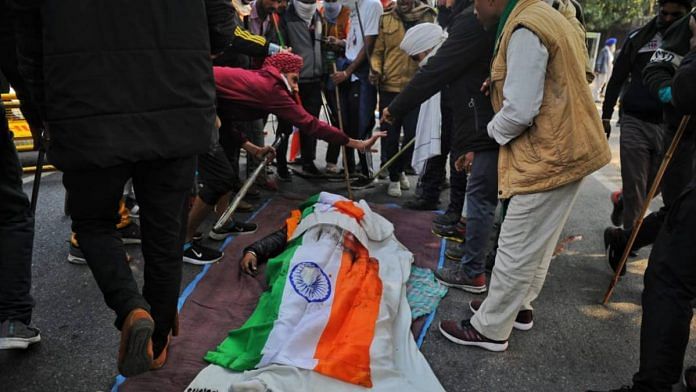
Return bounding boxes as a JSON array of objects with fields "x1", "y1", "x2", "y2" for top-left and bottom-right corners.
[{"x1": 400, "y1": 23, "x2": 447, "y2": 56}]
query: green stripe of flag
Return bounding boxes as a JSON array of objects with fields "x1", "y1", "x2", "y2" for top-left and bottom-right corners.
[{"x1": 204, "y1": 236, "x2": 304, "y2": 370}]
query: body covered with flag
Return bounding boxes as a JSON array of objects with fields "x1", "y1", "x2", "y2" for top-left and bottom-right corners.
[{"x1": 188, "y1": 192, "x2": 444, "y2": 391}]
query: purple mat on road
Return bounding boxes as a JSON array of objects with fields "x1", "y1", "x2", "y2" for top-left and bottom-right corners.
[{"x1": 119, "y1": 197, "x2": 442, "y2": 392}]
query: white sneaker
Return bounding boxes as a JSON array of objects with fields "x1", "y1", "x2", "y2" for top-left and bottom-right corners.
[
  {"x1": 325, "y1": 163, "x2": 340, "y2": 175},
  {"x1": 387, "y1": 181, "x2": 402, "y2": 197},
  {"x1": 399, "y1": 173, "x2": 410, "y2": 190}
]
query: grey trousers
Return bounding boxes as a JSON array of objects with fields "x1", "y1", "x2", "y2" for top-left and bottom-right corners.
[
  {"x1": 471, "y1": 180, "x2": 582, "y2": 341},
  {"x1": 619, "y1": 114, "x2": 664, "y2": 229}
]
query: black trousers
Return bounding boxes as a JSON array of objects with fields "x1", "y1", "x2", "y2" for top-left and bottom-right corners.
[
  {"x1": 277, "y1": 81, "x2": 323, "y2": 169},
  {"x1": 62, "y1": 156, "x2": 195, "y2": 347},
  {"x1": 0, "y1": 106, "x2": 35, "y2": 324},
  {"x1": 632, "y1": 183, "x2": 696, "y2": 391},
  {"x1": 622, "y1": 126, "x2": 695, "y2": 248},
  {"x1": 416, "y1": 100, "x2": 467, "y2": 213},
  {"x1": 379, "y1": 91, "x2": 417, "y2": 182},
  {"x1": 324, "y1": 76, "x2": 345, "y2": 166}
]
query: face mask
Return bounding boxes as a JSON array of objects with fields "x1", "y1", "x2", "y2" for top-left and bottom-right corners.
[
  {"x1": 294, "y1": 1, "x2": 318, "y2": 24},
  {"x1": 323, "y1": 2, "x2": 342, "y2": 21},
  {"x1": 341, "y1": 0, "x2": 357, "y2": 11}
]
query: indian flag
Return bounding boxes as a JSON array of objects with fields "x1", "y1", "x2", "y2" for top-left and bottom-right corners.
[{"x1": 204, "y1": 195, "x2": 383, "y2": 387}]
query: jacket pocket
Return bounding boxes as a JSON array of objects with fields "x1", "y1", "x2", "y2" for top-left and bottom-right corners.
[{"x1": 524, "y1": 129, "x2": 541, "y2": 162}]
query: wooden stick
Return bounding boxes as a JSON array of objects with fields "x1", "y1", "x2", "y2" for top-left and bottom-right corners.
[
  {"x1": 602, "y1": 115, "x2": 692, "y2": 304},
  {"x1": 332, "y1": 63, "x2": 353, "y2": 200}
]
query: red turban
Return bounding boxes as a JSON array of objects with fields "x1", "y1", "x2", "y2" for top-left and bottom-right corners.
[{"x1": 263, "y1": 52, "x2": 304, "y2": 74}]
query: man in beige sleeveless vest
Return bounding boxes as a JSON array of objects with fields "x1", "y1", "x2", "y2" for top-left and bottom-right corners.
[{"x1": 438, "y1": 0, "x2": 610, "y2": 352}]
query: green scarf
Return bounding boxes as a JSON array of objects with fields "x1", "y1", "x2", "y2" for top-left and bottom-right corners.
[{"x1": 495, "y1": 0, "x2": 520, "y2": 47}]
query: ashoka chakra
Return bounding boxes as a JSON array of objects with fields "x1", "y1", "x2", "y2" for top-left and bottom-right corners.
[{"x1": 289, "y1": 262, "x2": 332, "y2": 303}]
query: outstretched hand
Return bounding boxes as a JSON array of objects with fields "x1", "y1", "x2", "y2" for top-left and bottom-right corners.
[{"x1": 362, "y1": 131, "x2": 387, "y2": 152}]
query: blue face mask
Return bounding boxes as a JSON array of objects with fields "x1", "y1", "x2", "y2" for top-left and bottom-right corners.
[{"x1": 324, "y1": 2, "x2": 342, "y2": 21}]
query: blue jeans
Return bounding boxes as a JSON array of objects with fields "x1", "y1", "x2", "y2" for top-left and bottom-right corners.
[{"x1": 459, "y1": 149, "x2": 499, "y2": 277}]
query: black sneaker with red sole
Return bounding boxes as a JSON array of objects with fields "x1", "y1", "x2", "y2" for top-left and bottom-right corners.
[{"x1": 438, "y1": 319, "x2": 508, "y2": 352}]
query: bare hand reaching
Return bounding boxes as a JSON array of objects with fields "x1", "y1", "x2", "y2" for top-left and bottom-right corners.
[{"x1": 347, "y1": 131, "x2": 388, "y2": 153}]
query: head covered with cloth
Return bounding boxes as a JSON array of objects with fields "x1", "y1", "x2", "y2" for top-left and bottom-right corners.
[
  {"x1": 399, "y1": 22, "x2": 448, "y2": 65},
  {"x1": 263, "y1": 52, "x2": 304, "y2": 93}
]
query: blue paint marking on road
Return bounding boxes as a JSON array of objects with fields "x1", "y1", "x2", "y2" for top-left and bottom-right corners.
[
  {"x1": 110, "y1": 375, "x2": 125, "y2": 392},
  {"x1": 111, "y1": 198, "x2": 273, "y2": 391},
  {"x1": 417, "y1": 238, "x2": 446, "y2": 348}
]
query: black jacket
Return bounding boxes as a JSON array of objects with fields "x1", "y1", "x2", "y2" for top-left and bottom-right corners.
[
  {"x1": 244, "y1": 227, "x2": 289, "y2": 264},
  {"x1": 12, "y1": 0, "x2": 269, "y2": 170},
  {"x1": 602, "y1": 18, "x2": 664, "y2": 124},
  {"x1": 387, "y1": 1, "x2": 496, "y2": 153},
  {"x1": 673, "y1": 50, "x2": 696, "y2": 115},
  {"x1": 643, "y1": 12, "x2": 696, "y2": 131}
]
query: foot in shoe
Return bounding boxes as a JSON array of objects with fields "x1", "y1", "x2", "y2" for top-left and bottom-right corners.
[
  {"x1": 118, "y1": 309, "x2": 154, "y2": 377},
  {"x1": 387, "y1": 181, "x2": 402, "y2": 197},
  {"x1": 302, "y1": 163, "x2": 323, "y2": 177},
  {"x1": 399, "y1": 173, "x2": 410, "y2": 190},
  {"x1": 351, "y1": 176, "x2": 377, "y2": 190},
  {"x1": 438, "y1": 319, "x2": 508, "y2": 352},
  {"x1": 277, "y1": 166, "x2": 292, "y2": 181},
  {"x1": 0, "y1": 320, "x2": 41, "y2": 350},
  {"x1": 209, "y1": 221, "x2": 258, "y2": 240},
  {"x1": 469, "y1": 299, "x2": 533, "y2": 331},
  {"x1": 118, "y1": 222, "x2": 142, "y2": 245},
  {"x1": 325, "y1": 163, "x2": 340, "y2": 174},
  {"x1": 183, "y1": 241, "x2": 223, "y2": 265},
  {"x1": 403, "y1": 198, "x2": 439, "y2": 211},
  {"x1": 431, "y1": 221, "x2": 466, "y2": 243},
  {"x1": 67, "y1": 235, "x2": 87, "y2": 265},
  {"x1": 445, "y1": 243, "x2": 465, "y2": 261},
  {"x1": 434, "y1": 267, "x2": 486, "y2": 294},
  {"x1": 433, "y1": 210, "x2": 463, "y2": 226}
]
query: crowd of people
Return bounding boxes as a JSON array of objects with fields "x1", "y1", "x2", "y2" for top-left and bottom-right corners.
[{"x1": 1, "y1": 0, "x2": 695, "y2": 391}]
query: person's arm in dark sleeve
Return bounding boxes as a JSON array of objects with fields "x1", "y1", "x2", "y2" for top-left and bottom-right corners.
[
  {"x1": 602, "y1": 36, "x2": 633, "y2": 120},
  {"x1": 672, "y1": 50, "x2": 696, "y2": 114},
  {"x1": 643, "y1": 13, "x2": 694, "y2": 102},
  {"x1": 244, "y1": 227, "x2": 289, "y2": 263},
  {"x1": 205, "y1": 0, "x2": 277, "y2": 58},
  {"x1": 9, "y1": 0, "x2": 45, "y2": 119},
  {"x1": 388, "y1": 12, "x2": 491, "y2": 119}
]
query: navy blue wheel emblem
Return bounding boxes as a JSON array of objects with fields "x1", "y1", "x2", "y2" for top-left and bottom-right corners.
[{"x1": 289, "y1": 262, "x2": 332, "y2": 303}]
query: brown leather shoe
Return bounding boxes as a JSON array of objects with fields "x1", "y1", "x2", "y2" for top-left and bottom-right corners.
[{"x1": 117, "y1": 308, "x2": 154, "y2": 377}]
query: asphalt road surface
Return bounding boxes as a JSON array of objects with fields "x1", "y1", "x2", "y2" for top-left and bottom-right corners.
[{"x1": 1, "y1": 118, "x2": 694, "y2": 392}]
